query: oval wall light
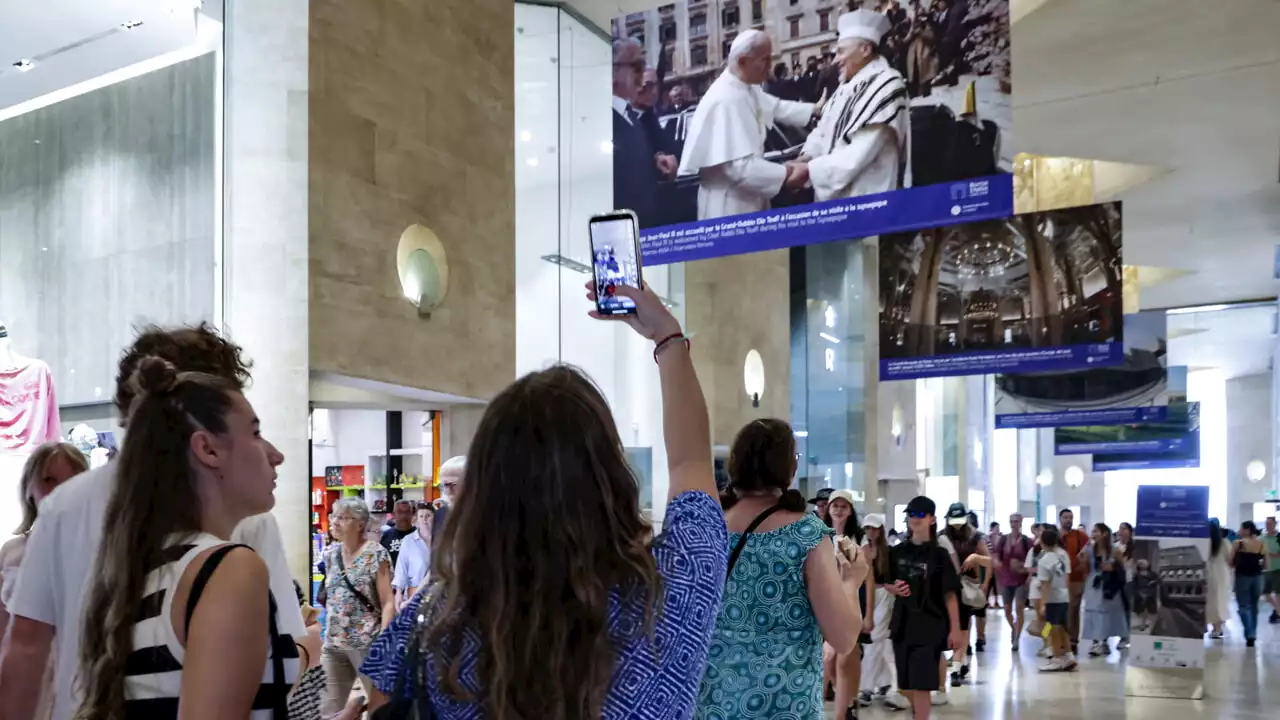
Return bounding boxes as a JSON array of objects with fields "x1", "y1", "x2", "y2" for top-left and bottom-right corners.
[
  {"x1": 1247, "y1": 459, "x2": 1267, "y2": 483},
  {"x1": 744, "y1": 349, "x2": 765, "y2": 408},
  {"x1": 397, "y1": 224, "x2": 449, "y2": 317},
  {"x1": 1036, "y1": 469, "x2": 1054, "y2": 487},
  {"x1": 1064, "y1": 465, "x2": 1084, "y2": 488}
]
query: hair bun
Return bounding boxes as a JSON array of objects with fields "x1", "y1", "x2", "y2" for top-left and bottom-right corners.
[{"x1": 134, "y1": 356, "x2": 179, "y2": 395}]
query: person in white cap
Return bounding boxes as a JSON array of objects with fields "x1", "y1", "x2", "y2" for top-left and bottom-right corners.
[
  {"x1": 859, "y1": 513, "x2": 911, "y2": 711},
  {"x1": 795, "y1": 8, "x2": 910, "y2": 202},
  {"x1": 677, "y1": 29, "x2": 827, "y2": 220}
]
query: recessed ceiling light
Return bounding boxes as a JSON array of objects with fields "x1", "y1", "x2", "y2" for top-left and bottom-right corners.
[
  {"x1": 526, "y1": 157, "x2": 539, "y2": 167},
  {"x1": 519, "y1": 130, "x2": 532, "y2": 142},
  {"x1": 121, "y1": 20, "x2": 145, "y2": 30},
  {"x1": 13, "y1": 59, "x2": 35, "y2": 72}
]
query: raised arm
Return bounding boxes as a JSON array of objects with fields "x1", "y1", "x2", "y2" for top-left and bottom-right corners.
[{"x1": 588, "y1": 281, "x2": 715, "y2": 502}]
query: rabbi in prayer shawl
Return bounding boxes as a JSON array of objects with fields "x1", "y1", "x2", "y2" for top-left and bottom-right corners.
[
  {"x1": 677, "y1": 29, "x2": 826, "y2": 220},
  {"x1": 797, "y1": 9, "x2": 911, "y2": 202}
]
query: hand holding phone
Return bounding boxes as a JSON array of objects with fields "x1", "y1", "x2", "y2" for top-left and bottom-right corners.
[{"x1": 586, "y1": 281, "x2": 680, "y2": 342}]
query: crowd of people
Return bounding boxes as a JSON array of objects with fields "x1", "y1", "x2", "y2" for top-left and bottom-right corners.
[{"x1": 0, "y1": 292, "x2": 1271, "y2": 720}]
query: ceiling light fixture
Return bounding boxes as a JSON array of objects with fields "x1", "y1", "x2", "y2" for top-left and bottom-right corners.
[
  {"x1": 519, "y1": 130, "x2": 532, "y2": 142},
  {"x1": 121, "y1": 20, "x2": 145, "y2": 30},
  {"x1": 13, "y1": 59, "x2": 35, "y2": 72},
  {"x1": 526, "y1": 157, "x2": 539, "y2": 167}
]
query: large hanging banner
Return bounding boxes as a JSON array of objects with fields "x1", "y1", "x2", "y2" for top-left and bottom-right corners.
[
  {"x1": 878, "y1": 202, "x2": 1124, "y2": 380},
  {"x1": 994, "y1": 311, "x2": 1185, "y2": 429},
  {"x1": 1088, "y1": 402, "x2": 1202, "y2": 471},
  {"x1": 1126, "y1": 485, "x2": 1208, "y2": 700},
  {"x1": 1055, "y1": 400, "x2": 1197, "y2": 456},
  {"x1": 612, "y1": 1, "x2": 1013, "y2": 266}
]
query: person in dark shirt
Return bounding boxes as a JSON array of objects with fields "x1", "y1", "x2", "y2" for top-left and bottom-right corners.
[
  {"x1": 380, "y1": 499, "x2": 415, "y2": 567},
  {"x1": 885, "y1": 496, "x2": 962, "y2": 720}
]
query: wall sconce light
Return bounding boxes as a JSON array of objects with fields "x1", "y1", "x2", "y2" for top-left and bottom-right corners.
[
  {"x1": 1036, "y1": 469, "x2": 1054, "y2": 487},
  {"x1": 1247, "y1": 459, "x2": 1267, "y2": 483},
  {"x1": 890, "y1": 402, "x2": 904, "y2": 447},
  {"x1": 744, "y1": 349, "x2": 764, "y2": 408},
  {"x1": 1064, "y1": 465, "x2": 1084, "y2": 488},
  {"x1": 397, "y1": 225, "x2": 449, "y2": 318}
]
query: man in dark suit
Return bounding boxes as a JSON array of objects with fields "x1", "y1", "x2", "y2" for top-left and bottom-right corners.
[{"x1": 612, "y1": 38, "x2": 674, "y2": 229}]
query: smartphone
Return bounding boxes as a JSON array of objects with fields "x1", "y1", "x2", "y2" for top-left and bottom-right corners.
[{"x1": 588, "y1": 210, "x2": 644, "y2": 316}]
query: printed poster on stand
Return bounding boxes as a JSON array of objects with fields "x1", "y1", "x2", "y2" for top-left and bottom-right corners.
[
  {"x1": 878, "y1": 202, "x2": 1124, "y2": 380},
  {"x1": 611, "y1": 0, "x2": 1014, "y2": 266},
  {"x1": 994, "y1": 311, "x2": 1185, "y2": 429},
  {"x1": 1055, "y1": 400, "x2": 1197, "y2": 456},
  {"x1": 1126, "y1": 485, "x2": 1208, "y2": 700}
]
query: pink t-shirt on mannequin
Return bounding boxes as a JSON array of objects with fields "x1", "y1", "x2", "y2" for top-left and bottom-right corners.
[{"x1": 0, "y1": 360, "x2": 61, "y2": 452}]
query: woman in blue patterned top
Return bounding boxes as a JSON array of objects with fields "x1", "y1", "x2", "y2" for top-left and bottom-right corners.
[
  {"x1": 695, "y1": 419, "x2": 868, "y2": 720},
  {"x1": 363, "y1": 281, "x2": 726, "y2": 719}
]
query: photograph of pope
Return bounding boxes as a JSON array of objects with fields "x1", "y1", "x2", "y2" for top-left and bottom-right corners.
[{"x1": 610, "y1": 0, "x2": 1011, "y2": 231}]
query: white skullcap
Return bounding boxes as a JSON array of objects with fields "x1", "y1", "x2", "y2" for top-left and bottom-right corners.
[
  {"x1": 727, "y1": 29, "x2": 767, "y2": 61},
  {"x1": 837, "y1": 9, "x2": 891, "y2": 45}
]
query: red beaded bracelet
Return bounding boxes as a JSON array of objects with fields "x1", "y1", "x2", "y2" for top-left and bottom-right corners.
[{"x1": 653, "y1": 333, "x2": 690, "y2": 363}]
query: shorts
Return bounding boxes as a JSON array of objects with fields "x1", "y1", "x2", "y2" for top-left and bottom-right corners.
[
  {"x1": 1264, "y1": 570, "x2": 1280, "y2": 595},
  {"x1": 1132, "y1": 593, "x2": 1158, "y2": 615},
  {"x1": 893, "y1": 641, "x2": 944, "y2": 692},
  {"x1": 1043, "y1": 602, "x2": 1069, "y2": 627},
  {"x1": 956, "y1": 604, "x2": 982, "y2": 631},
  {"x1": 1001, "y1": 584, "x2": 1029, "y2": 608}
]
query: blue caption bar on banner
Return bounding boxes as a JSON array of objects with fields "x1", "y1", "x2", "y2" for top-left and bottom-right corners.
[
  {"x1": 1134, "y1": 485, "x2": 1209, "y2": 538},
  {"x1": 996, "y1": 406, "x2": 1168, "y2": 430},
  {"x1": 881, "y1": 342, "x2": 1122, "y2": 382},
  {"x1": 1058, "y1": 436, "x2": 1188, "y2": 456},
  {"x1": 1093, "y1": 456, "x2": 1201, "y2": 472},
  {"x1": 639, "y1": 175, "x2": 1012, "y2": 267}
]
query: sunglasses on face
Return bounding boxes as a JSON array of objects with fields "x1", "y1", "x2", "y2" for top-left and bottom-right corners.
[{"x1": 906, "y1": 511, "x2": 930, "y2": 519}]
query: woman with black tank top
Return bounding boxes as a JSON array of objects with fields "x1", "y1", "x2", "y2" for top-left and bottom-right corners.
[
  {"x1": 76, "y1": 358, "x2": 296, "y2": 719},
  {"x1": 1233, "y1": 520, "x2": 1267, "y2": 646}
]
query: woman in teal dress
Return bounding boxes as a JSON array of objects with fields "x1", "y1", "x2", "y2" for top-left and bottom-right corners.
[{"x1": 696, "y1": 419, "x2": 867, "y2": 720}]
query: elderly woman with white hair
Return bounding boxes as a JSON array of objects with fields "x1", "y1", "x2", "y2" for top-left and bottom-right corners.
[
  {"x1": 432, "y1": 455, "x2": 467, "y2": 544},
  {"x1": 321, "y1": 496, "x2": 395, "y2": 717}
]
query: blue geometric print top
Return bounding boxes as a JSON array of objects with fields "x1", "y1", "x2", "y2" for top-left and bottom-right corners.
[
  {"x1": 694, "y1": 513, "x2": 832, "y2": 720},
  {"x1": 362, "y1": 490, "x2": 728, "y2": 719}
]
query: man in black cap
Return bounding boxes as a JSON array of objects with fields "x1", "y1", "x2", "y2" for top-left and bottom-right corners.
[
  {"x1": 884, "y1": 496, "x2": 962, "y2": 720},
  {"x1": 808, "y1": 487, "x2": 834, "y2": 519}
]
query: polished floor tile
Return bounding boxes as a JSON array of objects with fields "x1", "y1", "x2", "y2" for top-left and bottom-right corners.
[{"x1": 827, "y1": 609, "x2": 1280, "y2": 719}]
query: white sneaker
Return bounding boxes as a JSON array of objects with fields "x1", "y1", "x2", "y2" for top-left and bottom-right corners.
[
  {"x1": 1062, "y1": 652, "x2": 1079, "y2": 671},
  {"x1": 1088, "y1": 641, "x2": 1107, "y2": 657},
  {"x1": 1036, "y1": 646, "x2": 1052, "y2": 658},
  {"x1": 931, "y1": 691, "x2": 949, "y2": 706},
  {"x1": 1039, "y1": 657, "x2": 1065, "y2": 672},
  {"x1": 883, "y1": 693, "x2": 911, "y2": 711}
]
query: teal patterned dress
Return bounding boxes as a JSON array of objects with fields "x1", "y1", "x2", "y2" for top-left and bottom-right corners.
[{"x1": 695, "y1": 513, "x2": 833, "y2": 720}]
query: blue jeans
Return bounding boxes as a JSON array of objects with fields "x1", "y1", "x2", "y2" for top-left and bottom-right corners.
[{"x1": 1236, "y1": 574, "x2": 1265, "y2": 639}]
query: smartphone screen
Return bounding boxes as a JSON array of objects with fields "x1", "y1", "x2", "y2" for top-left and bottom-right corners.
[{"x1": 589, "y1": 212, "x2": 643, "y2": 316}]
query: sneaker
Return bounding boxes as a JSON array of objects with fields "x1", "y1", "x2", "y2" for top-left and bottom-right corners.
[
  {"x1": 1208, "y1": 630, "x2": 1224, "y2": 640},
  {"x1": 1036, "y1": 646, "x2": 1052, "y2": 658},
  {"x1": 1011, "y1": 642, "x2": 1019, "y2": 653},
  {"x1": 975, "y1": 638, "x2": 986, "y2": 653},
  {"x1": 858, "y1": 691, "x2": 874, "y2": 707},
  {"x1": 1247, "y1": 638, "x2": 1256, "y2": 648},
  {"x1": 844, "y1": 706, "x2": 859, "y2": 720},
  {"x1": 1062, "y1": 652, "x2": 1079, "y2": 670},
  {"x1": 883, "y1": 693, "x2": 911, "y2": 711},
  {"x1": 1118, "y1": 638, "x2": 1131, "y2": 650},
  {"x1": 1269, "y1": 611, "x2": 1279, "y2": 624},
  {"x1": 1039, "y1": 657, "x2": 1066, "y2": 672},
  {"x1": 931, "y1": 691, "x2": 949, "y2": 706},
  {"x1": 1088, "y1": 641, "x2": 1107, "y2": 657},
  {"x1": 950, "y1": 670, "x2": 963, "y2": 685}
]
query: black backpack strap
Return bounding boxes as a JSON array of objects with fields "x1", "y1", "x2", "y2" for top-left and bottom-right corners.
[
  {"x1": 266, "y1": 592, "x2": 289, "y2": 718},
  {"x1": 726, "y1": 502, "x2": 786, "y2": 579},
  {"x1": 185, "y1": 543, "x2": 253, "y2": 632}
]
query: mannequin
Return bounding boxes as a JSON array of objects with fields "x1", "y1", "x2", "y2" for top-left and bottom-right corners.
[
  {"x1": 0, "y1": 322, "x2": 18, "y2": 372},
  {"x1": 0, "y1": 321, "x2": 62, "y2": 453}
]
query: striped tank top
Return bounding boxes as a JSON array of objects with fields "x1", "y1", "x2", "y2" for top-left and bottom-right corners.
[{"x1": 122, "y1": 534, "x2": 300, "y2": 718}]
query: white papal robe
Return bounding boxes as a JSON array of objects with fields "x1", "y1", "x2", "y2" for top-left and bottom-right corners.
[
  {"x1": 802, "y1": 56, "x2": 910, "y2": 202},
  {"x1": 678, "y1": 71, "x2": 815, "y2": 220}
]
